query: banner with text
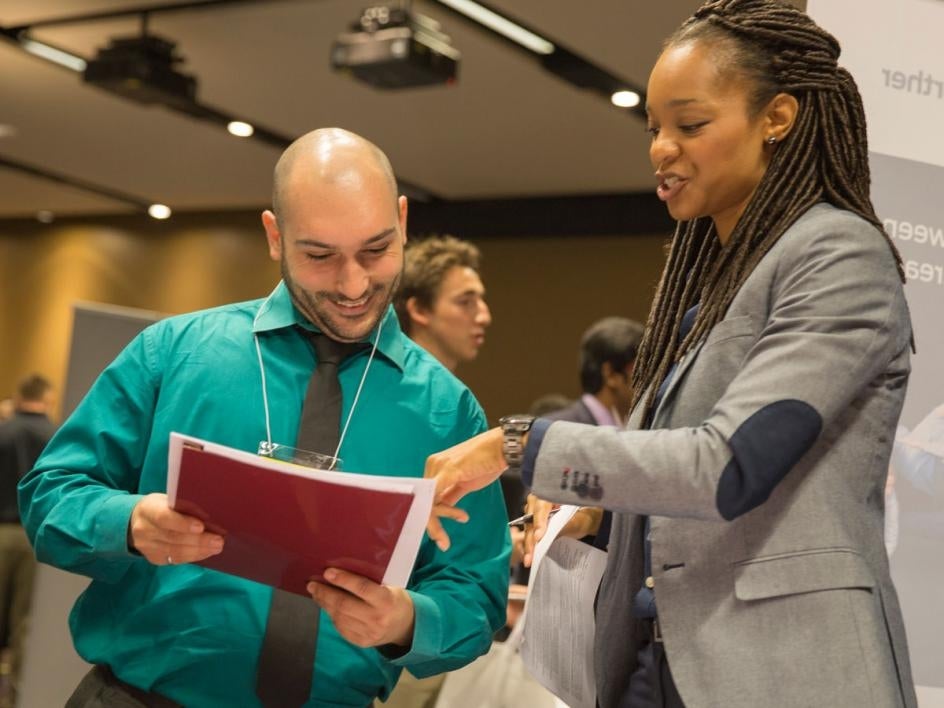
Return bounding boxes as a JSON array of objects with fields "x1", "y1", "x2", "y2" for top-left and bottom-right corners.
[{"x1": 809, "y1": 1, "x2": 944, "y2": 701}]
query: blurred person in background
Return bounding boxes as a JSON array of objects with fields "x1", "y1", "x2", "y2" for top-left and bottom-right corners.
[
  {"x1": 0, "y1": 374, "x2": 56, "y2": 707},
  {"x1": 383, "y1": 235, "x2": 495, "y2": 708},
  {"x1": 394, "y1": 236, "x2": 491, "y2": 374}
]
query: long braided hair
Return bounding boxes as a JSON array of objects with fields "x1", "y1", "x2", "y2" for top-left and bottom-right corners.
[{"x1": 631, "y1": 0, "x2": 905, "y2": 422}]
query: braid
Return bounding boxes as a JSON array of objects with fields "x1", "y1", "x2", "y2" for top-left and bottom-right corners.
[{"x1": 632, "y1": 0, "x2": 905, "y2": 422}]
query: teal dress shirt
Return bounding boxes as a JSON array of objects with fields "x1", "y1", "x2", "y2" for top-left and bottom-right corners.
[{"x1": 19, "y1": 282, "x2": 510, "y2": 707}]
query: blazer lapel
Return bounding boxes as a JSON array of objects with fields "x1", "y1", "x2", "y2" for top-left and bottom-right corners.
[{"x1": 651, "y1": 338, "x2": 706, "y2": 426}]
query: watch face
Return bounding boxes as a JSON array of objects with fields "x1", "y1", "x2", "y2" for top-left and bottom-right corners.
[{"x1": 501, "y1": 414, "x2": 535, "y2": 432}]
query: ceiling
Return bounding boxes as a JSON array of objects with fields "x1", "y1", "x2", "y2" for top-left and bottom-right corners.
[{"x1": 0, "y1": 0, "x2": 709, "y2": 220}]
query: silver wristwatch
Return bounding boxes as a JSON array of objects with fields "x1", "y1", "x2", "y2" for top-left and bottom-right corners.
[{"x1": 499, "y1": 414, "x2": 536, "y2": 470}]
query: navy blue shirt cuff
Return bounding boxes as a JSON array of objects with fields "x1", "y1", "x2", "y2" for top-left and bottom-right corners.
[{"x1": 521, "y1": 418, "x2": 553, "y2": 489}]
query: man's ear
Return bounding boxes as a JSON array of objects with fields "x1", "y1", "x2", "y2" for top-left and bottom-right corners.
[
  {"x1": 601, "y1": 361, "x2": 618, "y2": 388},
  {"x1": 405, "y1": 296, "x2": 431, "y2": 328},
  {"x1": 398, "y1": 196, "x2": 408, "y2": 247},
  {"x1": 601, "y1": 361, "x2": 629, "y2": 388},
  {"x1": 262, "y1": 210, "x2": 282, "y2": 262}
]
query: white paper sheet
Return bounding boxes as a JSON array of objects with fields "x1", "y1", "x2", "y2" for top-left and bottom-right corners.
[{"x1": 519, "y1": 505, "x2": 608, "y2": 708}]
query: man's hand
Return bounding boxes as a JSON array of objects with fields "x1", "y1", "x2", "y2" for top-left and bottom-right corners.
[
  {"x1": 308, "y1": 568, "x2": 415, "y2": 648},
  {"x1": 128, "y1": 493, "x2": 224, "y2": 565},
  {"x1": 424, "y1": 427, "x2": 507, "y2": 552}
]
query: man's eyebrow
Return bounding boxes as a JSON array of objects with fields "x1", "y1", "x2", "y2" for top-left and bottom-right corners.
[
  {"x1": 453, "y1": 287, "x2": 485, "y2": 298},
  {"x1": 295, "y1": 227, "x2": 397, "y2": 249},
  {"x1": 362, "y1": 228, "x2": 397, "y2": 245}
]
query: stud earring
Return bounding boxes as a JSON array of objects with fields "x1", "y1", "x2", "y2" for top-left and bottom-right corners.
[{"x1": 766, "y1": 136, "x2": 777, "y2": 145}]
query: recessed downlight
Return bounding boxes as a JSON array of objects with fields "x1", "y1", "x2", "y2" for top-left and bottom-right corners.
[
  {"x1": 227, "y1": 121, "x2": 255, "y2": 138},
  {"x1": 611, "y1": 90, "x2": 641, "y2": 108},
  {"x1": 148, "y1": 203, "x2": 172, "y2": 219}
]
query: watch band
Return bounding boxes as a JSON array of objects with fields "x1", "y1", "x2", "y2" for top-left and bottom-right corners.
[{"x1": 500, "y1": 414, "x2": 535, "y2": 470}]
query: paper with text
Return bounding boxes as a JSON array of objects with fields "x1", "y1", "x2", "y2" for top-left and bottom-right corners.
[{"x1": 520, "y1": 506, "x2": 607, "y2": 708}]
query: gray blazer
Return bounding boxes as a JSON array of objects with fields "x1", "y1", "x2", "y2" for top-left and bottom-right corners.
[{"x1": 530, "y1": 204, "x2": 917, "y2": 708}]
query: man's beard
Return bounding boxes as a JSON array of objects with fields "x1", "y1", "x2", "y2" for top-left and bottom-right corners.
[{"x1": 281, "y1": 258, "x2": 399, "y2": 343}]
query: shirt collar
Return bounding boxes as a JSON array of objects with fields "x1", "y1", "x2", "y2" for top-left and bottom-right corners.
[
  {"x1": 581, "y1": 393, "x2": 620, "y2": 427},
  {"x1": 252, "y1": 281, "x2": 407, "y2": 371}
]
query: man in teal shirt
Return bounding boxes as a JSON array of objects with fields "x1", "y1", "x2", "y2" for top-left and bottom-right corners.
[{"x1": 18, "y1": 128, "x2": 510, "y2": 707}]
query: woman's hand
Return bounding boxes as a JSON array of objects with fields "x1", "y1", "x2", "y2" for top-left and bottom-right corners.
[
  {"x1": 522, "y1": 496, "x2": 603, "y2": 567},
  {"x1": 424, "y1": 427, "x2": 507, "y2": 551}
]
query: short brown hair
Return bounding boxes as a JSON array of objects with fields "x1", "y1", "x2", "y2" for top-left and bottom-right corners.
[
  {"x1": 17, "y1": 374, "x2": 52, "y2": 403},
  {"x1": 394, "y1": 236, "x2": 482, "y2": 335}
]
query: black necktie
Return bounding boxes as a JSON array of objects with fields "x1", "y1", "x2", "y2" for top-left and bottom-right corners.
[{"x1": 255, "y1": 331, "x2": 363, "y2": 707}]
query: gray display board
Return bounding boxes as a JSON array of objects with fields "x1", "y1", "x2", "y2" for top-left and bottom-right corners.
[{"x1": 18, "y1": 302, "x2": 160, "y2": 708}]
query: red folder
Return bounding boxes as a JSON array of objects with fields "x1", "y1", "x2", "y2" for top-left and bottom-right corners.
[{"x1": 171, "y1": 442, "x2": 415, "y2": 596}]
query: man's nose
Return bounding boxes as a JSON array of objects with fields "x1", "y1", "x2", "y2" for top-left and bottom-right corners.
[
  {"x1": 476, "y1": 300, "x2": 492, "y2": 327},
  {"x1": 336, "y1": 259, "x2": 369, "y2": 300}
]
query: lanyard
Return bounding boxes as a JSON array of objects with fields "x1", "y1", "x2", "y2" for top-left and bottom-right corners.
[{"x1": 251, "y1": 289, "x2": 382, "y2": 470}]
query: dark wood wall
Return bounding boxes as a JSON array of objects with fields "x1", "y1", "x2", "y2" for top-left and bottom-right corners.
[{"x1": 0, "y1": 208, "x2": 670, "y2": 424}]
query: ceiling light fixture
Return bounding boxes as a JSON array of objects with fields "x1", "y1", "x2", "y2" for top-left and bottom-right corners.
[
  {"x1": 3, "y1": 2, "x2": 441, "y2": 205},
  {"x1": 36, "y1": 210, "x2": 55, "y2": 224},
  {"x1": 19, "y1": 37, "x2": 87, "y2": 72},
  {"x1": 428, "y1": 0, "x2": 645, "y2": 117},
  {"x1": 226, "y1": 120, "x2": 254, "y2": 137},
  {"x1": 611, "y1": 90, "x2": 641, "y2": 108},
  {"x1": 148, "y1": 203, "x2": 172, "y2": 220},
  {"x1": 433, "y1": 0, "x2": 554, "y2": 55}
]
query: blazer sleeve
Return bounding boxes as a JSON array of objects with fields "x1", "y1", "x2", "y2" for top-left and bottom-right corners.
[{"x1": 529, "y1": 210, "x2": 911, "y2": 521}]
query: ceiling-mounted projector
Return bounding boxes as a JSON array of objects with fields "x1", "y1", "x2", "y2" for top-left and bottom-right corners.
[
  {"x1": 331, "y1": 5, "x2": 460, "y2": 89},
  {"x1": 83, "y1": 33, "x2": 197, "y2": 109}
]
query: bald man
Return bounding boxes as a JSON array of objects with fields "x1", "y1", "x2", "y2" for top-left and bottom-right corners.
[{"x1": 19, "y1": 128, "x2": 510, "y2": 708}]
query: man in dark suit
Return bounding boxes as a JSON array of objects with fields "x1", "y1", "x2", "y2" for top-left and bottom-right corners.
[
  {"x1": 0, "y1": 374, "x2": 56, "y2": 705},
  {"x1": 514, "y1": 317, "x2": 644, "y2": 563},
  {"x1": 546, "y1": 317, "x2": 644, "y2": 427}
]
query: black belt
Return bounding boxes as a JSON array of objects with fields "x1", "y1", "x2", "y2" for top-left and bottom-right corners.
[{"x1": 96, "y1": 665, "x2": 182, "y2": 708}]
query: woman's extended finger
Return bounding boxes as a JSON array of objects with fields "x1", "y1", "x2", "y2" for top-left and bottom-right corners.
[
  {"x1": 432, "y1": 504, "x2": 469, "y2": 524},
  {"x1": 426, "y1": 514, "x2": 452, "y2": 552}
]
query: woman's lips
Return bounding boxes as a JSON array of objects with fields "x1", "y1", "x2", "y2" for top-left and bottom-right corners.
[{"x1": 656, "y1": 175, "x2": 688, "y2": 202}]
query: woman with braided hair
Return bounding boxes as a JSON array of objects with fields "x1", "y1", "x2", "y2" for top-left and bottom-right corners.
[{"x1": 424, "y1": 1, "x2": 917, "y2": 706}]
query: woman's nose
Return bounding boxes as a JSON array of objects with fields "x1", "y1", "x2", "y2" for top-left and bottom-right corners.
[{"x1": 650, "y1": 133, "x2": 680, "y2": 170}]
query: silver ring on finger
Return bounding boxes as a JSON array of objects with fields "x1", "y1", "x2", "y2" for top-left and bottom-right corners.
[{"x1": 166, "y1": 554, "x2": 174, "y2": 566}]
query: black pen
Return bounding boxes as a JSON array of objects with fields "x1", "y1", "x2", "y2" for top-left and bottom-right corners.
[{"x1": 507, "y1": 507, "x2": 560, "y2": 528}]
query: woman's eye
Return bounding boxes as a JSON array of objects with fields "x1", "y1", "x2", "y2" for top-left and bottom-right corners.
[
  {"x1": 646, "y1": 126, "x2": 660, "y2": 137},
  {"x1": 680, "y1": 122, "x2": 708, "y2": 134}
]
